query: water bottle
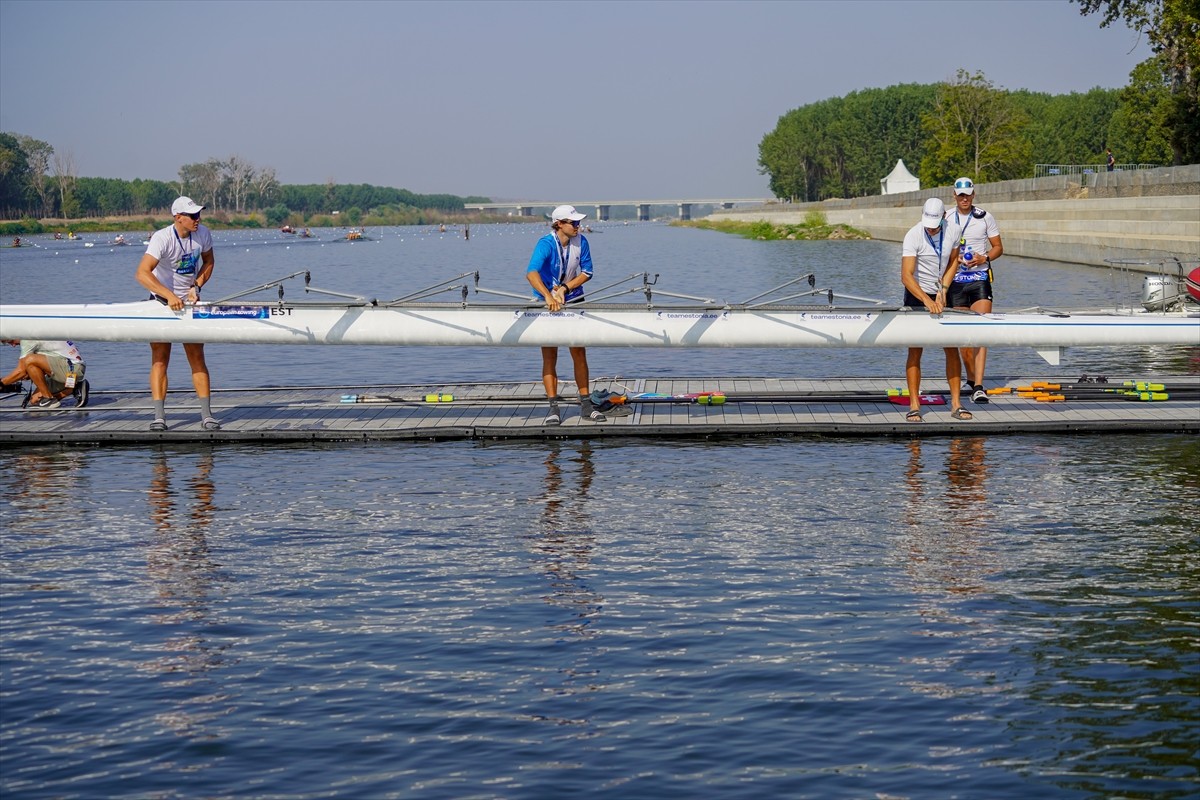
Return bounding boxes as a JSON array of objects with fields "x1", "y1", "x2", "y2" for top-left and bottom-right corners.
[{"x1": 960, "y1": 243, "x2": 973, "y2": 265}]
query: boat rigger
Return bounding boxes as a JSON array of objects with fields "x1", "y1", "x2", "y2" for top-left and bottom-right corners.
[{"x1": 1, "y1": 271, "x2": 1196, "y2": 365}]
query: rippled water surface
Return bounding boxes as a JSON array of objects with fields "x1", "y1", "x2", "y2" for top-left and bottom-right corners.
[{"x1": 2, "y1": 225, "x2": 1198, "y2": 798}]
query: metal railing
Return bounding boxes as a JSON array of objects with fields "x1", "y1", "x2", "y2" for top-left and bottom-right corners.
[{"x1": 1034, "y1": 163, "x2": 1160, "y2": 178}]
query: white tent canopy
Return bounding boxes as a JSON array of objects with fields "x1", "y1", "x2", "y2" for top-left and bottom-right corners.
[{"x1": 881, "y1": 159, "x2": 920, "y2": 195}]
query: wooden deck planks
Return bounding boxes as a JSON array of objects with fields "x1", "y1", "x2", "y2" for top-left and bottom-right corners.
[{"x1": 1, "y1": 375, "x2": 1196, "y2": 445}]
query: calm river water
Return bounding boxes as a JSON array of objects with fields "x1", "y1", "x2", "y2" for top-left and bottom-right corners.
[{"x1": 1, "y1": 224, "x2": 1197, "y2": 799}]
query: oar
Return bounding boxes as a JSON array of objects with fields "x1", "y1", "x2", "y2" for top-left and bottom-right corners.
[
  {"x1": 339, "y1": 391, "x2": 948, "y2": 406},
  {"x1": 1022, "y1": 381, "x2": 1171, "y2": 392},
  {"x1": 606, "y1": 392, "x2": 946, "y2": 406},
  {"x1": 1027, "y1": 389, "x2": 1200, "y2": 402}
]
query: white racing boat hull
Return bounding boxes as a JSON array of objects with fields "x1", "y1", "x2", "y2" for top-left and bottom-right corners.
[{"x1": 1, "y1": 301, "x2": 1197, "y2": 356}]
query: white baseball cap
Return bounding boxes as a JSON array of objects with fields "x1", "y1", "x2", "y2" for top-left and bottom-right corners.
[
  {"x1": 171, "y1": 196, "x2": 205, "y2": 215},
  {"x1": 550, "y1": 204, "x2": 586, "y2": 222},
  {"x1": 953, "y1": 177, "x2": 975, "y2": 196},
  {"x1": 921, "y1": 197, "x2": 945, "y2": 227}
]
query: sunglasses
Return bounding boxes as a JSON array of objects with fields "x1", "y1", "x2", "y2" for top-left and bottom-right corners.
[
  {"x1": 180, "y1": 211, "x2": 201, "y2": 221},
  {"x1": 560, "y1": 219, "x2": 580, "y2": 227}
]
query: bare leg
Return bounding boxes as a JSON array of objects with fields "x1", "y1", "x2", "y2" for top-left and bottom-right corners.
[
  {"x1": 968, "y1": 298, "x2": 992, "y2": 389},
  {"x1": 23, "y1": 358, "x2": 53, "y2": 402},
  {"x1": 944, "y1": 348, "x2": 963, "y2": 411},
  {"x1": 182, "y1": 342, "x2": 211, "y2": 397},
  {"x1": 959, "y1": 347, "x2": 975, "y2": 386},
  {"x1": 540, "y1": 347, "x2": 559, "y2": 398},
  {"x1": 905, "y1": 348, "x2": 923, "y2": 415},
  {"x1": 568, "y1": 347, "x2": 590, "y2": 400},
  {"x1": 150, "y1": 342, "x2": 172, "y2": 400}
]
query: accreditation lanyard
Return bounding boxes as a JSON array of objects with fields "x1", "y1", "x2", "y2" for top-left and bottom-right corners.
[
  {"x1": 924, "y1": 226, "x2": 944, "y2": 267},
  {"x1": 955, "y1": 210, "x2": 973, "y2": 245},
  {"x1": 558, "y1": 242, "x2": 571, "y2": 285},
  {"x1": 173, "y1": 225, "x2": 193, "y2": 256}
]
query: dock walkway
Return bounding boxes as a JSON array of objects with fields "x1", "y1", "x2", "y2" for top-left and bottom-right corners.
[{"x1": 2, "y1": 375, "x2": 1196, "y2": 446}]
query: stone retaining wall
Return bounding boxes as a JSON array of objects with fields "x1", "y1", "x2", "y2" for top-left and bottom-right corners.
[{"x1": 709, "y1": 165, "x2": 1200, "y2": 272}]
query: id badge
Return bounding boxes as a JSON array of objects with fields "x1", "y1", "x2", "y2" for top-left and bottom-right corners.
[{"x1": 65, "y1": 363, "x2": 77, "y2": 389}]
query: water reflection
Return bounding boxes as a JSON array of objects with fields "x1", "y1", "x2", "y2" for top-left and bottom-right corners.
[
  {"x1": 532, "y1": 442, "x2": 601, "y2": 638},
  {"x1": 523, "y1": 442, "x2": 604, "y2": 727},
  {"x1": 901, "y1": 437, "x2": 992, "y2": 595},
  {"x1": 143, "y1": 449, "x2": 230, "y2": 685},
  {"x1": 5, "y1": 450, "x2": 86, "y2": 519}
]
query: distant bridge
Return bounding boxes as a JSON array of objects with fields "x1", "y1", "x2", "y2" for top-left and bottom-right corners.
[{"x1": 463, "y1": 198, "x2": 772, "y2": 221}]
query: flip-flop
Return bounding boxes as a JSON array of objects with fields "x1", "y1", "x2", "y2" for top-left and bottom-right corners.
[
  {"x1": 951, "y1": 407, "x2": 974, "y2": 420},
  {"x1": 905, "y1": 409, "x2": 923, "y2": 422}
]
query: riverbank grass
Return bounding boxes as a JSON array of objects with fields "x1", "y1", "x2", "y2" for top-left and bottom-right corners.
[{"x1": 676, "y1": 210, "x2": 870, "y2": 241}]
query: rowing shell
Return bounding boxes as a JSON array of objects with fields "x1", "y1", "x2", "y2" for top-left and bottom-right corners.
[{"x1": 0, "y1": 300, "x2": 1197, "y2": 364}]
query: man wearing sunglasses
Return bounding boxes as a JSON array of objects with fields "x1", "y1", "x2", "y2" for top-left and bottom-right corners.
[
  {"x1": 526, "y1": 204, "x2": 605, "y2": 424},
  {"x1": 945, "y1": 177, "x2": 1003, "y2": 404},
  {"x1": 136, "y1": 196, "x2": 219, "y2": 432}
]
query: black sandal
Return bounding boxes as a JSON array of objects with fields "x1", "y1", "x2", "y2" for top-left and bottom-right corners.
[{"x1": 905, "y1": 409, "x2": 923, "y2": 422}]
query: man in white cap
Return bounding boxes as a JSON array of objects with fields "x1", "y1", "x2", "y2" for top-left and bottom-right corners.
[
  {"x1": 945, "y1": 177, "x2": 1003, "y2": 404},
  {"x1": 526, "y1": 204, "x2": 604, "y2": 424},
  {"x1": 135, "y1": 196, "x2": 219, "y2": 432},
  {"x1": 900, "y1": 197, "x2": 970, "y2": 422}
]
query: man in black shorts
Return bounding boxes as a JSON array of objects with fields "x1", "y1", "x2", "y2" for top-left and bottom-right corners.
[{"x1": 946, "y1": 178, "x2": 1003, "y2": 404}]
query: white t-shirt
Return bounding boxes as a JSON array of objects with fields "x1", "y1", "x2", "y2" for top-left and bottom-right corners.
[
  {"x1": 901, "y1": 223, "x2": 948, "y2": 294},
  {"x1": 21, "y1": 340, "x2": 84, "y2": 365},
  {"x1": 145, "y1": 224, "x2": 214, "y2": 298},
  {"x1": 946, "y1": 206, "x2": 1000, "y2": 281}
]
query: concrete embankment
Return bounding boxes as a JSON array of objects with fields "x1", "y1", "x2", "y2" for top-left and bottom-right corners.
[{"x1": 707, "y1": 165, "x2": 1199, "y2": 273}]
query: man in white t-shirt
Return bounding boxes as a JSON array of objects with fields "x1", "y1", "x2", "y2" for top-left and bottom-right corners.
[
  {"x1": 945, "y1": 177, "x2": 1003, "y2": 404},
  {"x1": 136, "y1": 196, "x2": 219, "y2": 432},
  {"x1": 899, "y1": 198, "x2": 971, "y2": 422}
]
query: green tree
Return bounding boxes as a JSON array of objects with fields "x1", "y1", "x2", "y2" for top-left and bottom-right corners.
[
  {"x1": 1015, "y1": 87, "x2": 1120, "y2": 166},
  {"x1": 1072, "y1": 0, "x2": 1200, "y2": 163},
  {"x1": 1109, "y1": 59, "x2": 1176, "y2": 163},
  {"x1": 265, "y1": 204, "x2": 290, "y2": 226},
  {"x1": 919, "y1": 70, "x2": 1031, "y2": 187},
  {"x1": 15, "y1": 135, "x2": 54, "y2": 217},
  {"x1": 0, "y1": 132, "x2": 32, "y2": 216}
]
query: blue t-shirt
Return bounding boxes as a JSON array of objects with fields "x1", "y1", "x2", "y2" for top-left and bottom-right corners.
[{"x1": 526, "y1": 233, "x2": 592, "y2": 302}]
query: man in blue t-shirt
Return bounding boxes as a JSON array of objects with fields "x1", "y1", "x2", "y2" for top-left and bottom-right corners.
[{"x1": 526, "y1": 205, "x2": 604, "y2": 424}]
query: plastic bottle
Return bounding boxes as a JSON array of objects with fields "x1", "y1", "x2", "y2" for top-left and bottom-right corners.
[{"x1": 960, "y1": 244, "x2": 973, "y2": 265}]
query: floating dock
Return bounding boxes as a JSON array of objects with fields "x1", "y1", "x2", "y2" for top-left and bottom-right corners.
[{"x1": 1, "y1": 375, "x2": 1196, "y2": 445}]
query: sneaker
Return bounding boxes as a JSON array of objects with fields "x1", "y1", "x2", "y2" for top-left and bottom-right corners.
[
  {"x1": 0, "y1": 381, "x2": 21, "y2": 394},
  {"x1": 73, "y1": 379, "x2": 90, "y2": 408},
  {"x1": 33, "y1": 396, "x2": 61, "y2": 410},
  {"x1": 972, "y1": 388, "x2": 989, "y2": 404},
  {"x1": 149, "y1": 418, "x2": 168, "y2": 431}
]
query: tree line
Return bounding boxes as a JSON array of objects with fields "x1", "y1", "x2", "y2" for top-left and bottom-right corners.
[
  {"x1": 760, "y1": 0, "x2": 1198, "y2": 202},
  {"x1": 0, "y1": 141, "x2": 489, "y2": 222}
]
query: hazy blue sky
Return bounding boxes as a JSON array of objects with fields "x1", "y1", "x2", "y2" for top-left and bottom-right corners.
[{"x1": 1, "y1": 0, "x2": 1148, "y2": 201}]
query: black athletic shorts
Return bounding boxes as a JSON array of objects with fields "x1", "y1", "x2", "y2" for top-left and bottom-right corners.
[
  {"x1": 903, "y1": 288, "x2": 937, "y2": 308},
  {"x1": 948, "y1": 279, "x2": 992, "y2": 307}
]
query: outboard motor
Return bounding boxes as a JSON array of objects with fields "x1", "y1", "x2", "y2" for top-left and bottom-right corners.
[
  {"x1": 1141, "y1": 273, "x2": 1198, "y2": 310},
  {"x1": 1141, "y1": 275, "x2": 1184, "y2": 310}
]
